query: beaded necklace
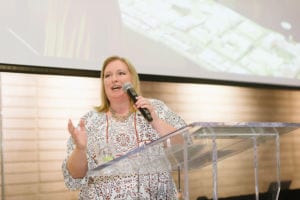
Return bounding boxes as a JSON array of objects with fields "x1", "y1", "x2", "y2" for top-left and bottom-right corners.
[{"x1": 109, "y1": 108, "x2": 133, "y2": 122}]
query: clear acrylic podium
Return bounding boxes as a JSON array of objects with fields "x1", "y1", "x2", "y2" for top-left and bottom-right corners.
[{"x1": 88, "y1": 122, "x2": 300, "y2": 200}]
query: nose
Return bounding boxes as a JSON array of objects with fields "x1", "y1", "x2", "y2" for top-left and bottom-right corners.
[{"x1": 111, "y1": 73, "x2": 118, "y2": 82}]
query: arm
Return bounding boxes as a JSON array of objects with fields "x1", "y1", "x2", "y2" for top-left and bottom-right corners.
[
  {"x1": 66, "y1": 119, "x2": 88, "y2": 178},
  {"x1": 150, "y1": 115, "x2": 177, "y2": 136}
]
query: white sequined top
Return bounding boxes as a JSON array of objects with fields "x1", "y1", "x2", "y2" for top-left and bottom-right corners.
[{"x1": 62, "y1": 99, "x2": 186, "y2": 200}]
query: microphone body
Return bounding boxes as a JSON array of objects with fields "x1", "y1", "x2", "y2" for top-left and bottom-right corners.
[{"x1": 123, "y1": 83, "x2": 153, "y2": 122}]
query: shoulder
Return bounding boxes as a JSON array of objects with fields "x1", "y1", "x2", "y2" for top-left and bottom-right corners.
[
  {"x1": 149, "y1": 98, "x2": 187, "y2": 128},
  {"x1": 149, "y1": 98, "x2": 171, "y2": 112},
  {"x1": 82, "y1": 110, "x2": 106, "y2": 124},
  {"x1": 149, "y1": 98, "x2": 165, "y2": 106},
  {"x1": 83, "y1": 109, "x2": 104, "y2": 118},
  {"x1": 81, "y1": 110, "x2": 107, "y2": 134},
  {"x1": 149, "y1": 98, "x2": 172, "y2": 115}
]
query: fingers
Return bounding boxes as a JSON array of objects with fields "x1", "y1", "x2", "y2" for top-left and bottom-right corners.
[
  {"x1": 67, "y1": 119, "x2": 87, "y2": 150},
  {"x1": 68, "y1": 119, "x2": 85, "y2": 135},
  {"x1": 68, "y1": 119, "x2": 75, "y2": 135},
  {"x1": 135, "y1": 96, "x2": 151, "y2": 109},
  {"x1": 79, "y1": 119, "x2": 86, "y2": 131},
  {"x1": 135, "y1": 97, "x2": 157, "y2": 121}
]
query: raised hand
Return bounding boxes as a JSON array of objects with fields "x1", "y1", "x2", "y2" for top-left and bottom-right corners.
[{"x1": 68, "y1": 119, "x2": 87, "y2": 150}]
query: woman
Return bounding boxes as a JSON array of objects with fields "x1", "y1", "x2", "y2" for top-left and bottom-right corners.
[{"x1": 62, "y1": 55, "x2": 186, "y2": 199}]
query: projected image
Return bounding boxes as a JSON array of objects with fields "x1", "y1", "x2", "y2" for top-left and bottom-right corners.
[
  {"x1": 119, "y1": 0, "x2": 300, "y2": 80},
  {"x1": 1, "y1": 0, "x2": 300, "y2": 86}
]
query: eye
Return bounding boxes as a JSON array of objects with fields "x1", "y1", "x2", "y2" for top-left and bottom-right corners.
[
  {"x1": 118, "y1": 71, "x2": 126, "y2": 75},
  {"x1": 104, "y1": 73, "x2": 111, "y2": 78}
]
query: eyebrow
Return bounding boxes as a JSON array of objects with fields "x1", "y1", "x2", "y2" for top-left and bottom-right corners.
[{"x1": 104, "y1": 68, "x2": 127, "y2": 74}]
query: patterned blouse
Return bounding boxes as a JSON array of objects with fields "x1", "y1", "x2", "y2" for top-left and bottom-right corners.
[{"x1": 62, "y1": 99, "x2": 186, "y2": 200}]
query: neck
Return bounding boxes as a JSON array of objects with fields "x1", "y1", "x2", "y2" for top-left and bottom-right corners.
[
  {"x1": 109, "y1": 106, "x2": 130, "y2": 115},
  {"x1": 109, "y1": 96, "x2": 131, "y2": 113},
  {"x1": 109, "y1": 101, "x2": 131, "y2": 115},
  {"x1": 109, "y1": 106, "x2": 133, "y2": 122}
]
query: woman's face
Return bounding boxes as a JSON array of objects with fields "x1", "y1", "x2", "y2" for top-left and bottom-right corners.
[{"x1": 103, "y1": 59, "x2": 133, "y2": 101}]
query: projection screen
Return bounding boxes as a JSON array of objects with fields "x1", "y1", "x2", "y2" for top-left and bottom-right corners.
[{"x1": 0, "y1": 0, "x2": 300, "y2": 87}]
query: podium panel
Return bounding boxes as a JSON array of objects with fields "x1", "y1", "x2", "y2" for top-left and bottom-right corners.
[{"x1": 88, "y1": 122, "x2": 300, "y2": 200}]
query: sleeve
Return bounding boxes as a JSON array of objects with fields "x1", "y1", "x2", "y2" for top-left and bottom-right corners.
[
  {"x1": 151, "y1": 99, "x2": 187, "y2": 129},
  {"x1": 61, "y1": 137, "x2": 89, "y2": 190}
]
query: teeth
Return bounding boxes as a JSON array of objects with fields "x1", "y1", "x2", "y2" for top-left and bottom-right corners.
[{"x1": 112, "y1": 85, "x2": 121, "y2": 89}]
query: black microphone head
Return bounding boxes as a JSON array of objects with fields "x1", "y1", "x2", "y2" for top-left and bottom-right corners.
[{"x1": 122, "y1": 82, "x2": 133, "y2": 91}]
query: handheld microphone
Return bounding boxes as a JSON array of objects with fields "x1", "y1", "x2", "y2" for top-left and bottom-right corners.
[{"x1": 122, "y1": 82, "x2": 153, "y2": 122}]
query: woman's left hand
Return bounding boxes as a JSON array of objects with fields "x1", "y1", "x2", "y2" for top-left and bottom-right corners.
[
  {"x1": 134, "y1": 96, "x2": 158, "y2": 121},
  {"x1": 135, "y1": 96, "x2": 176, "y2": 136}
]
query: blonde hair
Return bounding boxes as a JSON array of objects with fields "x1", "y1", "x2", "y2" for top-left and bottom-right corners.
[{"x1": 95, "y1": 55, "x2": 141, "y2": 112}]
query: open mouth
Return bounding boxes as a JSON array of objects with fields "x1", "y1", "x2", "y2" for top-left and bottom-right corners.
[{"x1": 112, "y1": 85, "x2": 122, "y2": 90}]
